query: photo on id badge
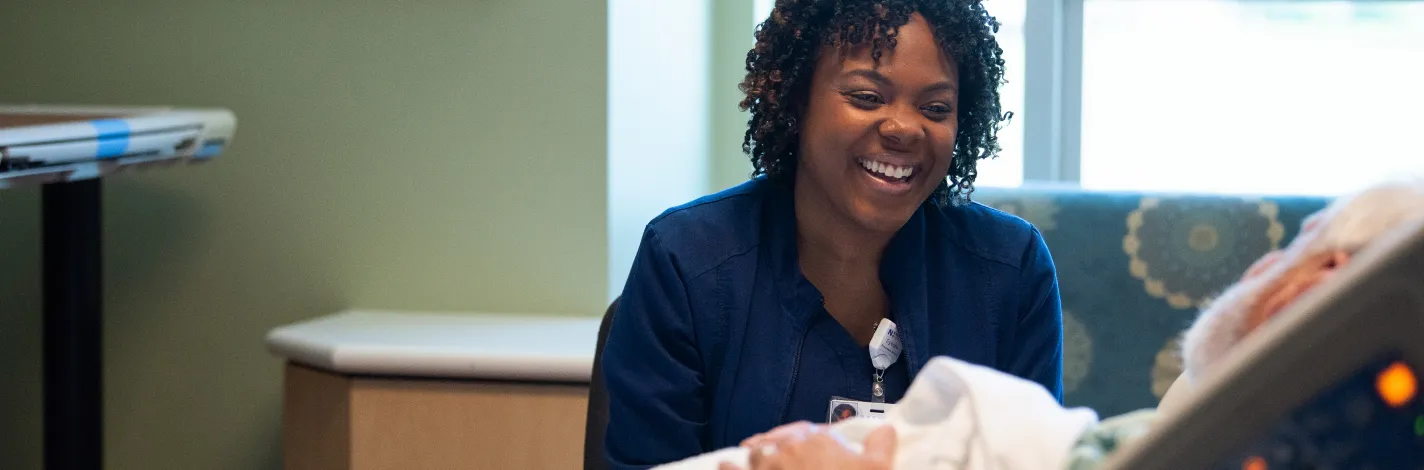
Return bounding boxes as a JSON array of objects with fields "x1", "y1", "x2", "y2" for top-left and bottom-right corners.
[
  {"x1": 827, "y1": 398, "x2": 892, "y2": 423},
  {"x1": 830, "y1": 402, "x2": 859, "y2": 422}
]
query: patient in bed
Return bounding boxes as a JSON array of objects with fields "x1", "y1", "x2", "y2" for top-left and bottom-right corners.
[{"x1": 649, "y1": 177, "x2": 1424, "y2": 470}]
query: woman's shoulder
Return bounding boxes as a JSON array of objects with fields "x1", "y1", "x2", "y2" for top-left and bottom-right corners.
[
  {"x1": 923, "y1": 197, "x2": 1048, "y2": 269},
  {"x1": 638, "y1": 178, "x2": 776, "y2": 275}
]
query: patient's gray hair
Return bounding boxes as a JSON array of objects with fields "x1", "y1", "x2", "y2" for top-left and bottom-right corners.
[{"x1": 1179, "y1": 176, "x2": 1424, "y2": 385}]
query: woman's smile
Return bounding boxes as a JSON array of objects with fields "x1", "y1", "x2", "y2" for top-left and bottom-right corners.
[{"x1": 854, "y1": 155, "x2": 921, "y2": 197}]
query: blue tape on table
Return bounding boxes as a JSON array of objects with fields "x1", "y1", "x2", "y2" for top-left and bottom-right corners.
[
  {"x1": 196, "y1": 141, "x2": 225, "y2": 158},
  {"x1": 91, "y1": 119, "x2": 130, "y2": 159}
]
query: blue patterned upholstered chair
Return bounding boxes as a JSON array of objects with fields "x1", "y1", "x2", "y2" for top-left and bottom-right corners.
[{"x1": 973, "y1": 186, "x2": 1331, "y2": 416}]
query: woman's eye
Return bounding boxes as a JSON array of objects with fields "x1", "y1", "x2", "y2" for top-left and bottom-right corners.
[
  {"x1": 921, "y1": 103, "x2": 953, "y2": 119},
  {"x1": 846, "y1": 92, "x2": 883, "y2": 106}
]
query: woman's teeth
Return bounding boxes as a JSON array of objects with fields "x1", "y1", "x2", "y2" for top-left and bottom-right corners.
[{"x1": 859, "y1": 159, "x2": 914, "y2": 180}]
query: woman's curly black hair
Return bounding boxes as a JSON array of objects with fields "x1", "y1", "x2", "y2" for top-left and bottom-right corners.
[{"x1": 739, "y1": 0, "x2": 1011, "y2": 207}]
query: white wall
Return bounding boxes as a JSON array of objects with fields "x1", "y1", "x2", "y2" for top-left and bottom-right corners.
[{"x1": 607, "y1": 0, "x2": 713, "y2": 301}]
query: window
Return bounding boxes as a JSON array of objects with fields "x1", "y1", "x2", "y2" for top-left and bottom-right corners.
[
  {"x1": 745, "y1": 0, "x2": 1424, "y2": 195},
  {"x1": 978, "y1": 0, "x2": 1027, "y2": 188},
  {"x1": 751, "y1": 0, "x2": 1028, "y2": 188},
  {"x1": 1078, "y1": 0, "x2": 1424, "y2": 196},
  {"x1": 754, "y1": 0, "x2": 774, "y2": 23}
]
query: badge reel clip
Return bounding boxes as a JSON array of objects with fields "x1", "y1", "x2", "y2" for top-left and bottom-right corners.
[{"x1": 827, "y1": 318, "x2": 903, "y2": 423}]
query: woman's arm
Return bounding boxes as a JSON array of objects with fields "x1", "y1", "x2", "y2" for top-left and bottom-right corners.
[
  {"x1": 1004, "y1": 226, "x2": 1066, "y2": 402},
  {"x1": 602, "y1": 227, "x2": 711, "y2": 469}
]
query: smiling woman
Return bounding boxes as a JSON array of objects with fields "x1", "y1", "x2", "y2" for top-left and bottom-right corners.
[
  {"x1": 598, "y1": 1, "x2": 1062, "y2": 468},
  {"x1": 795, "y1": 17, "x2": 963, "y2": 234}
]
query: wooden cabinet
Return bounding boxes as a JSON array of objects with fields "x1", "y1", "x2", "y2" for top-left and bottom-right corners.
[{"x1": 268, "y1": 311, "x2": 601, "y2": 470}]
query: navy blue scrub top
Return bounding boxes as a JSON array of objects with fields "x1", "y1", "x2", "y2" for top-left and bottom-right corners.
[
  {"x1": 785, "y1": 307, "x2": 912, "y2": 422},
  {"x1": 600, "y1": 177, "x2": 1064, "y2": 469}
]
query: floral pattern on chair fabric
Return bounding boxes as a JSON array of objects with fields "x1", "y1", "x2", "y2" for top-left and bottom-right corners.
[{"x1": 974, "y1": 187, "x2": 1328, "y2": 415}]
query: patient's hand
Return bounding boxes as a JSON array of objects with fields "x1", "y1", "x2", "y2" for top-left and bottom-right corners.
[
  {"x1": 719, "y1": 425, "x2": 897, "y2": 470},
  {"x1": 739, "y1": 421, "x2": 821, "y2": 449}
]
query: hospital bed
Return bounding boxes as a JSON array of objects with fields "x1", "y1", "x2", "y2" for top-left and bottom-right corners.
[
  {"x1": 0, "y1": 104, "x2": 236, "y2": 470},
  {"x1": 1101, "y1": 216, "x2": 1424, "y2": 469}
]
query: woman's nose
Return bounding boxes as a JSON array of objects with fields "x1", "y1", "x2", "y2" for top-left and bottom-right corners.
[{"x1": 878, "y1": 110, "x2": 925, "y2": 149}]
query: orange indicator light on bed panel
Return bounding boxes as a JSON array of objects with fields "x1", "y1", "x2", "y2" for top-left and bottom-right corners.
[
  {"x1": 1243, "y1": 456, "x2": 1267, "y2": 470},
  {"x1": 1377, "y1": 361, "x2": 1417, "y2": 408}
]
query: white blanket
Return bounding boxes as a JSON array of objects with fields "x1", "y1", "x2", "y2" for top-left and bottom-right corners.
[{"x1": 654, "y1": 357, "x2": 1100, "y2": 470}]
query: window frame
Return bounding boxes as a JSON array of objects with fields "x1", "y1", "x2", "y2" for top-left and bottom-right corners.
[{"x1": 1022, "y1": 0, "x2": 1084, "y2": 184}]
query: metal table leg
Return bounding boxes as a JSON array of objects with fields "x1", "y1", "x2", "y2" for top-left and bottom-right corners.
[{"x1": 41, "y1": 178, "x2": 103, "y2": 470}]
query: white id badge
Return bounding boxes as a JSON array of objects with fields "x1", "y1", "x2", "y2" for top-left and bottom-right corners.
[
  {"x1": 827, "y1": 397, "x2": 894, "y2": 423},
  {"x1": 868, "y1": 319, "x2": 902, "y2": 370}
]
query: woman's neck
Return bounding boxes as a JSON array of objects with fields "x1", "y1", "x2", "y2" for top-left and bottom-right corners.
[
  {"x1": 792, "y1": 178, "x2": 892, "y2": 275},
  {"x1": 792, "y1": 176, "x2": 895, "y2": 345}
]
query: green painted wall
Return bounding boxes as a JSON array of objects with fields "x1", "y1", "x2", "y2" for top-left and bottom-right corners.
[{"x1": 0, "y1": 1, "x2": 607, "y2": 468}]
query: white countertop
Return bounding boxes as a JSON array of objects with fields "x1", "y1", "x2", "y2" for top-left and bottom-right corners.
[{"x1": 264, "y1": 310, "x2": 603, "y2": 383}]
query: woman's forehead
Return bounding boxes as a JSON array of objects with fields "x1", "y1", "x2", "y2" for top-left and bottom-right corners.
[{"x1": 816, "y1": 18, "x2": 959, "y2": 81}]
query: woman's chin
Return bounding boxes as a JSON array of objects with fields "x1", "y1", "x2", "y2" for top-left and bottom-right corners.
[{"x1": 845, "y1": 201, "x2": 919, "y2": 235}]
